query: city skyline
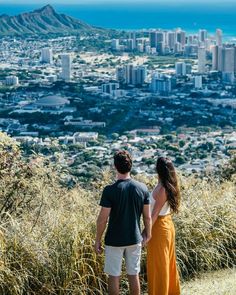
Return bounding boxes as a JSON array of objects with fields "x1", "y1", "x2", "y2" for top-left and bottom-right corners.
[{"x1": 0, "y1": 2, "x2": 235, "y2": 164}]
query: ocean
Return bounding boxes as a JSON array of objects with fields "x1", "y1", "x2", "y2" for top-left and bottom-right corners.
[{"x1": 1, "y1": 2, "x2": 236, "y2": 39}]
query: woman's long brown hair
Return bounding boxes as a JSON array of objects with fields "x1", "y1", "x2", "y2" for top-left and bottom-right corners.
[{"x1": 156, "y1": 157, "x2": 180, "y2": 213}]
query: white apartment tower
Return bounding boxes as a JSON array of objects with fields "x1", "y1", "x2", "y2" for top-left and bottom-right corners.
[
  {"x1": 112, "y1": 39, "x2": 120, "y2": 50},
  {"x1": 167, "y1": 31, "x2": 176, "y2": 50},
  {"x1": 222, "y1": 47, "x2": 235, "y2": 73},
  {"x1": 61, "y1": 54, "x2": 72, "y2": 82},
  {"x1": 198, "y1": 47, "x2": 206, "y2": 73},
  {"x1": 176, "y1": 29, "x2": 186, "y2": 47},
  {"x1": 41, "y1": 48, "x2": 53, "y2": 64},
  {"x1": 195, "y1": 76, "x2": 203, "y2": 89},
  {"x1": 216, "y1": 29, "x2": 223, "y2": 46}
]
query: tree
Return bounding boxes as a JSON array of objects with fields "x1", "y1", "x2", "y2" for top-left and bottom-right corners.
[
  {"x1": 111, "y1": 133, "x2": 119, "y2": 140},
  {"x1": 175, "y1": 156, "x2": 186, "y2": 165},
  {"x1": 179, "y1": 140, "x2": 185, "y2": 148}
]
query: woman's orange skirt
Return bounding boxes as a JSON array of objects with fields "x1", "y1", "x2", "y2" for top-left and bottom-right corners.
[{"x1": 147, "y1": 215, "x2": 180, "y2": 295}]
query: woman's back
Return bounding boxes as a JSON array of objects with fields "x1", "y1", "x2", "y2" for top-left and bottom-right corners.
[{"x1": 150, "y1": 184, "x2": 171, "y2": 216}]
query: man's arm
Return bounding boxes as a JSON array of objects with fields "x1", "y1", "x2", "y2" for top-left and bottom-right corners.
[
  {"x1": 95, "y1": 207, "x2": 111, "y2": 254},
  {"x1": 142, "y1": 204, "x2": 152, "y2": 246}
]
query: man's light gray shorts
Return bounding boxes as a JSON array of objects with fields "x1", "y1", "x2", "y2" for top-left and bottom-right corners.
[{"x1": 104, "y1": 243, "x2": 142, "y2": 277}]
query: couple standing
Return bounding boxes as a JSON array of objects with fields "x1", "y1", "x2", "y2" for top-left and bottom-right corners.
[{"x1": 95, "y1": 150, "x2": 180, "y2": 295}]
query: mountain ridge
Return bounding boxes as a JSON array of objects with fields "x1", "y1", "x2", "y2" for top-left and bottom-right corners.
[{"x1": 0, "y1": 5, "x2": 103, "y2": 36}]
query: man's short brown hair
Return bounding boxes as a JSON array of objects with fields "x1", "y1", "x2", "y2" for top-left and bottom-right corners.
[{"x1": 114, "y1": 150, "x2": 132, "y2": 174}]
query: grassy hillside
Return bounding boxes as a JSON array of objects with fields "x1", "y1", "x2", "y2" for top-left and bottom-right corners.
[{"x1": 0, "y1": 132, "x2": 235, "y2": 294}]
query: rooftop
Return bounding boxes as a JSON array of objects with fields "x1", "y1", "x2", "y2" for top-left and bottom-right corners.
[{"x1": 35, "y1": 95, "x2": 69, "y2": 107}]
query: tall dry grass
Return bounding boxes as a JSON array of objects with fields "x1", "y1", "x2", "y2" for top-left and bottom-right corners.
[{"x1": 0, "y1": 132, "x2": 235, "y2": 294}]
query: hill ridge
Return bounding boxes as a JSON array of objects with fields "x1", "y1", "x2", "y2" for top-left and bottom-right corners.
[{"x1": 0, "y1": 5, "x2": 101, "y2": 36}]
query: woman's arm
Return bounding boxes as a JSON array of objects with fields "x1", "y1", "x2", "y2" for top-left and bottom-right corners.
[{"x1": 151, "y1": 186, "x2": 167, "y2": 225}]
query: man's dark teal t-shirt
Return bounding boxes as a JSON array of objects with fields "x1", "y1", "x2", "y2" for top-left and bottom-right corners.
[{"x1": 100, "y1": 178, "x2": 150, "y2": 247}]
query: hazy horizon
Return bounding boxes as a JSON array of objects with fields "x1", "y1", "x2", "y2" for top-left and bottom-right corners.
[
  {"x1": 1, "y1": 0, "x2": 235, "y2": 36},
  {"x1": 1, "y1": 0, "x2": 236, "y2": 4}
]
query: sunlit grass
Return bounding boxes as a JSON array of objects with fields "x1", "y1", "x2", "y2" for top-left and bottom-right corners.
[{"x1": 0, "y1": 132, "x2": 235, "y2": 294}]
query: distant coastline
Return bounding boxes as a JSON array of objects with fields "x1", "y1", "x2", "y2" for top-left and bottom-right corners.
[{"x1": 0, "y1": 3, "x2": 236, "y2": 39}]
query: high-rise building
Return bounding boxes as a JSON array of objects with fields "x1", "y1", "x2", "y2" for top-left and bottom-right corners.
[
  {"x1": 145, "y1": 45, "x2": 151, "y2": 54},
  {"x1": 124, "y1": 64, "x2": 134, "y2": 85},
  {"x1": 134, "y1": 66, "x2": 147, "y2": 85},
  {"x1": 163, "y1": 31, "x2": 169, "y2": 46},
  {"x1": 112, "y1": 39, "x2": 120, "y2": 50},
  {"x1": 184, "y1": 45, "x2": 198, "y2": 57},
  {"x1": 167, "y1": 31, "x2": 176, "y2": 50},
  {"x1": 194, "y1": 76, "x2": 203, "y2": 89},
  {"x1": 205, "y1": 39, "x2": 212, "y2": 51},
  {"x1": 176, "y1": 29, "x2": 186, "y2": 47},
  {"x1": 174, "y1": 42, "x2": 182, "y2": 53},
  {"x1": 198, "y1": 47, "x2": 206, "y2": 73},
  {"x1": 188, "y1": 35, "x2": 198, "y2": 45},
  {"x1": 214, "y1": 46, "x2": 235, "y2": 82},
  {"x1": 129, "y1": 31, "x2": 137, "y2": 48},
  {"x1": 150, "y1": 31, "x2": 157, "y2": 48},
  {"x1": 149, "y1": 30, "x2": 164, "y2": 50},
  {"x1": 118, "y1": 64, "x2": 147, "y2": 86},
  {"x1": 102, "y1": 83, "x2": 119, "y2": 94},
  {"x1": 216, "y1": 29, "x2": 223, "y2": 46},
  {"x1": 156, "y1": 32, "x2": 164, "y2": 43},
  {"x1": 186, "y1": 63, "x2": 192, "y2": 74},
  {"x1": 137, "y1": 43, "x2": 144, "y2": 53},
  {"x1": 188, "y1": 35, "x2": 194, "y2": 44},
  {"x1": 127, "y1": 39, "x2": 135, "y2": 51},
  {"x1": 199, "y1": 29, "x2": 208, "y2": 43},
  {"x1": 61, "y1": 54, "x2": 72, "y2": 82},
  {"x1": 221, "y1": 47, "x2": 235, "y2": 83},
  {"x1": 175, "y1": 62, "x2": 186, "y2": 76},
  {"x1": 212, "y1": 45, "x2": 219, "y2": 71},
  {"x1": 116, "y1": 66, "x2": 125, "y2": 84},
  {"x1": 156, "y1": 42, "x2": 164, "y2": 54},
  {"x1": 222, "y1": 47, "x2": 235, "y2": 73},
  {"x1": 151, "y1": 73, "x2": 172, "y2": 95},
  {"x1": 217, "y1": 46, "x2": 223, "y2": 71},
  {"x1": 41, "y1": 48, "x2": 53, "y2": 64}
]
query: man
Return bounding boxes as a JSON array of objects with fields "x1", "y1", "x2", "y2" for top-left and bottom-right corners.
[{"x1": 95, "y1": 150, "x2": 152, "y2": 295}]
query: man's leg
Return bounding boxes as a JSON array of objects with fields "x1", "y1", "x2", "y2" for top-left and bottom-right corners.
[
  {"x1": 108, "y1": 276, "x2": 120, "y2": 295},
  {"x1": 125, "y1": 244, "x2": 142, "y2": 295},
  {"x1": 127, "y1": 274, "x2": 140, "y2": 295},
  {"x1": 104, "y1": 246, "x2": 124, "y2": 295}
]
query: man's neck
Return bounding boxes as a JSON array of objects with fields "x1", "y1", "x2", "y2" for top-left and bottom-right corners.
[{"x1": 117, "y1": 172, "x2": 131, "y2": 180}]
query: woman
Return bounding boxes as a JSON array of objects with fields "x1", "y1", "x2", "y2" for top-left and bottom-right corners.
[{"x1": 147, "y1": 157, "x2": 180, "y2": 295}]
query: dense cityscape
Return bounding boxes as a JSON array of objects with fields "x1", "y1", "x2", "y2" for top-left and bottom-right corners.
[
  {"x1": 0, "y1": 3, "x2": 235, "y2": 295},
  {"x1": 0, "y1": 5, "x2": 235, "y2": 182}
]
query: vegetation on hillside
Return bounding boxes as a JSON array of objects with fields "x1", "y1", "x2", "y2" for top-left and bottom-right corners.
[{"x1": 0, "y1": 132, "x2": 235, "y2": 294}]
